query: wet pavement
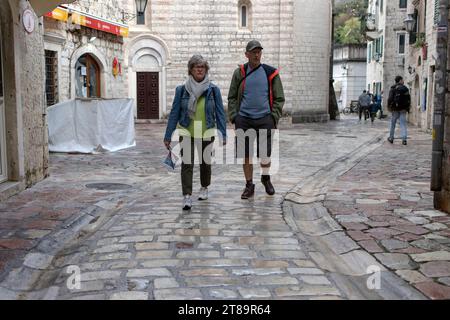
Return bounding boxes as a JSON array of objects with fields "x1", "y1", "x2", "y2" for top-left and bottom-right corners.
[{"x1": 0, "y1": 116, "x2": 447, "y2": 300}]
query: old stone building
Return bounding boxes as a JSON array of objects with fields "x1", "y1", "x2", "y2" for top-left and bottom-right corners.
[
  {"x1": 0, "y1": 0, "x2": 59, "y2": 201},
  {"x1": 124, "y1": 0, "x2": 332, "y2": 122},
  {"x1": 366, "y1": 0, "x2": 440, "y2": 132},
  {"x1": 403, "y1": 0, "x2": 439, "y2": 131},
  {"x1": 366, "y1": 0, "x2": 408, "y2": 111},
  {"x1": 43, "y1": 0, "x2": 129, "y2": 104},
  {"x1": 433, "y1": 0, "x2": 449, "y2": 213}
]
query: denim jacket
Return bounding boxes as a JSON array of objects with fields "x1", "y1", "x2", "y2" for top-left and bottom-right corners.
[{"x1": 164, "y1": 83, "x2": 227, "y2": 142}]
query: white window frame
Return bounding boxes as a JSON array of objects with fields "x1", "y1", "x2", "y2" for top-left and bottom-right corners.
[
  {"x1": 397, "y1": 32, "x2": 406, "y2": 55},
  {"x1": 240, "y1": 4, "x2": 248, "y2": 28}
]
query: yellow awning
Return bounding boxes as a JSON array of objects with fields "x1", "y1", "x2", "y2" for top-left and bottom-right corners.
[{"x1": 29, "y1": 0, "x2": 77, "y2": 17}]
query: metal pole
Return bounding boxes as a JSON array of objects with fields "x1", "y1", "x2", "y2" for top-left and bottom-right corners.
[
  {"x1": 431, "y1": 0, "x2": 449, "y2": 191},
  {"x1": 329, "y1": 0, "x2": 339, "y2": 120}
]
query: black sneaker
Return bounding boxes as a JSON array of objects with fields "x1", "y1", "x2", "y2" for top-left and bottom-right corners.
[
  {"x1": 403, "y1": 140, "x2": 407, "y2": 146},
  {"x1": 261, "y1": 175, "x2": 275, "y2": 196},
  {"x1": 241, "y1": 183, "x2": 255, "y2": 199},
  {"x1": 387, "y1": 137, "x2": 394, "y2": 144}
]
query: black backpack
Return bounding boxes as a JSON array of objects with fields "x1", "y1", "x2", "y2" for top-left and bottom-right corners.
[{"x1": 393, "y1": 86, "x2": 410, "y2": 110}]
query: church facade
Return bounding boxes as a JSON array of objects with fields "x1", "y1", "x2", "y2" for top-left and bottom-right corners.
[{"x1": 124, "y1": 0, "x2": 332, "y2": 123}]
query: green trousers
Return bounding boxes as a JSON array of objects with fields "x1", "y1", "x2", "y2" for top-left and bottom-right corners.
[{"x1": 180, "y1": 136, "x2": 215, "y2": 196}]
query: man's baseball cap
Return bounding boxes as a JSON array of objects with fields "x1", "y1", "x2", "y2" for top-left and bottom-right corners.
[{"x1": 246, "y1": 40, "x2": 263, "y2": 52}]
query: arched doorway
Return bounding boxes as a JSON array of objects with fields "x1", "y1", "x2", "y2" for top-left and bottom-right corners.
[
  {"x1": 75, "y1": 54, "x2": 101, "y2": 98},
  {"x1": 135, "y1": 52, "x2": 160, "y2": 119},
  {"x1": 127, "y1": 34, "x2": 170, "y2": 120}
]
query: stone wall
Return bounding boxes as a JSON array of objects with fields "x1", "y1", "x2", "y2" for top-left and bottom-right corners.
[
  {"x1": 383, "y1": 0, "x2": 408, "y2": 107},
  {"x1": 405, "y1": 0, "x2": 438, "y2": 131},
  {"x1": 44, "y1": 0, "x2": 128, "y2": 102},
  {"x1": 126, "y1": 0, "x2": 331, "y2": 122},
  {"x1": 434, "y1": 1, "x2": 450, "y2": 213},
  {"x1": 0, "y1": 0, "x2": 48, "y2": 196},
  {"x1": 69, "y1": 0, "x2": 126, "y2": 22},
  {"x1": 19, "y1": 3, "x2": 48, "y2": 186},
  {"x1": 291, "y1": 0, "x2": 331, "y2": 122},
  {"x1": 366, "y1": 0, "x2": 407, "y2": 112}
]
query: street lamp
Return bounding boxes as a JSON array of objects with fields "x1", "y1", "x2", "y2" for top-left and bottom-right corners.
[
  {"x1": 135, "y1": 0, "x2": 148, "y2": 17},
  {"x1": 404, "y1": 14, "x2": 415, "y2": 32},
  {"x1": 122, "y1": 0, "x2": 148, "y2": 22}
]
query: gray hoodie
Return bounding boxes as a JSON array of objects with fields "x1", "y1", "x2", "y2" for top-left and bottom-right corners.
[{"x1": 358, "y1": 93, "x2": 371, "y2": 107}]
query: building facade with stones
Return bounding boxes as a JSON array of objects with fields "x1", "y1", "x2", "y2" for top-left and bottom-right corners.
[
  {"x1": 366, "y1": 0, "x2": 407, "y2": 111},
  {"x1": 0, "y1": 0, "x2": 50, "y2": 201},
  {"x1": 43, "y1": 0, "x2": 129, "y2": 105},
  {"x1": 403, "y1": 0, "x2": 439, "y2": 132},
  {"x1": 366, "y1": 0, "x2": 409, "y2": 113},
  {"x1": 333, "y1": 44, "x2": 367, "y2": 112},
  {"x1": 434, "y1": 0, "x2": 450, "y2": 213},
  {"x1": 124, "y1": 0, "x2": 332, "y2": 123}
]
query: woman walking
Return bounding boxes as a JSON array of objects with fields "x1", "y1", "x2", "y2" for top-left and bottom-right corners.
[{"x1": 164, "y1": 55, "x2": 227, "y2": 210}]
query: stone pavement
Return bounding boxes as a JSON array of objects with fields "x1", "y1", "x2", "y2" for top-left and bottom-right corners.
[
  {"x1": 0, "y1": 117, "x2": 443, "y2": 299},
  {"x1": 321, "y1": 126, "x2": 450, "y2": 299}
]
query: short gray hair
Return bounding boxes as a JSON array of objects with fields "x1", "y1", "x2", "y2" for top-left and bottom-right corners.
[{"x1": 188, "y1": 54, "x2": 210, "y2": 75}]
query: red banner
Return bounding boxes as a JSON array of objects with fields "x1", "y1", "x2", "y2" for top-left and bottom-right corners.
[
  {"x1": 81, "y1": 15, "x2": 128, "y2": 37},
  {"x1": 46, "y1": 7, "x2": 129, "y2": 37}
]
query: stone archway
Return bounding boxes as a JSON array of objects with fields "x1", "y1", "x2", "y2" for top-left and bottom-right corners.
[
  {"x1": 70, "y1": 44, "x2": 108, "y2": 99},
  {"x1": 126, "y1": 34, "x2": 170, "y2": 119}
]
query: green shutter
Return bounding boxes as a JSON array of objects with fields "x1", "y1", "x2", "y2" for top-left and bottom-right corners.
[{"x1": 434, "y1": 0, "x2": 440, "y2": 25}]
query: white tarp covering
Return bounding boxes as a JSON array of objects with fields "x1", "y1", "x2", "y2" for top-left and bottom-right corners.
[{"x1": 48, "y1": 98, "x2": 136, "y2": 154}]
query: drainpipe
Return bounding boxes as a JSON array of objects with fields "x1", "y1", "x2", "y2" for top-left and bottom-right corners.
[
  {"x1": 329, "y1": 0, "x2": 339, "y2": 120},
  {"x1": 431, "y1": 0, "x2": 449, "y2": 191}
]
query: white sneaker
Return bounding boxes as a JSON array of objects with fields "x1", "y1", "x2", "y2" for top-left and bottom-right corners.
[
  {"x1": 198, "y1": 187, "x2": 208, "y2": 201},
  {"x1": 182, "y1": 195, "x2": 192, "y2": 210}
]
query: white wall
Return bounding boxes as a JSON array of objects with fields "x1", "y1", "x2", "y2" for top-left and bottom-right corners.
[{"x1": 334, "y1": 62, "x2": 367, "y2": 111}]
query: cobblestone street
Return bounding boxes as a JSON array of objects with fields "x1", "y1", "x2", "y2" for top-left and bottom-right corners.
[{"x1": 0, "y1": 117, "x2": 446, "y2": 299}]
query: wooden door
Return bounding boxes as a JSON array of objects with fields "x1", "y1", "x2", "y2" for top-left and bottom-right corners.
[{"x1": 137, "y1": 72, "x2": 159, "y2": 119}]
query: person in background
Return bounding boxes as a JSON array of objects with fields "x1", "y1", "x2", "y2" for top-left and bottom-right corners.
[
  {"x1": 387, "y1": 76, "x2": 411, "y2": 146},
  {"x1": 358, "y1": 90, "x2": 371, "y2": 121}
]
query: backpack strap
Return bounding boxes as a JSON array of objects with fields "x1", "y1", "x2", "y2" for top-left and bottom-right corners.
[
  {"x1": 237, "y1": 63, "x2": 262, "y2": 91},
  {"x1": 267, "y1": 69, "x2": 280, "y2": 110}
]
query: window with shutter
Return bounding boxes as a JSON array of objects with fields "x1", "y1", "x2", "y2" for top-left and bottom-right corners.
[
  {"x1": 409, "y1": 9, "x2": 419, "y2": 45},
  {"x1": 434, "y1": 0, "x2": 440, "y2": 25},
  {"x1": 45, "y1": 50, "x2": 58, "y2": 106}
]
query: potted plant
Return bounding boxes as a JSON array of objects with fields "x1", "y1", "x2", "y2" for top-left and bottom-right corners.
[{"x1": 414, "y1": 33, "x2": 426, "y2": 49}]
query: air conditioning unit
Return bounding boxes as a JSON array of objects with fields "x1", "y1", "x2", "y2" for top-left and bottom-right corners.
[{"x1": 396, "y1": 56, "x2": 405, "y2": 67}]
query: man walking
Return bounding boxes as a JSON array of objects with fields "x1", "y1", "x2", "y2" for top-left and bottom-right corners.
[
  {"x1": 358, "y1": 90, "x2": 371, "y2": 121},
  {"x1": 228, "y1": 40, "x2": 285, "y2": 199},
  {"x1": 387, "y1": 76, "x2": 411, "y2": 145}
]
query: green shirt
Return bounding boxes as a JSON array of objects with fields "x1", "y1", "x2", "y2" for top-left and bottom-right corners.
[{"x1": 178, "y1": 96, "x2": 215, "y2": 139}]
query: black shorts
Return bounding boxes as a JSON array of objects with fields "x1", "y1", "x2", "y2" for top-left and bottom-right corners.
[{"x1": 234, "y1": 114, "x2": 275, "y2": 159}]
